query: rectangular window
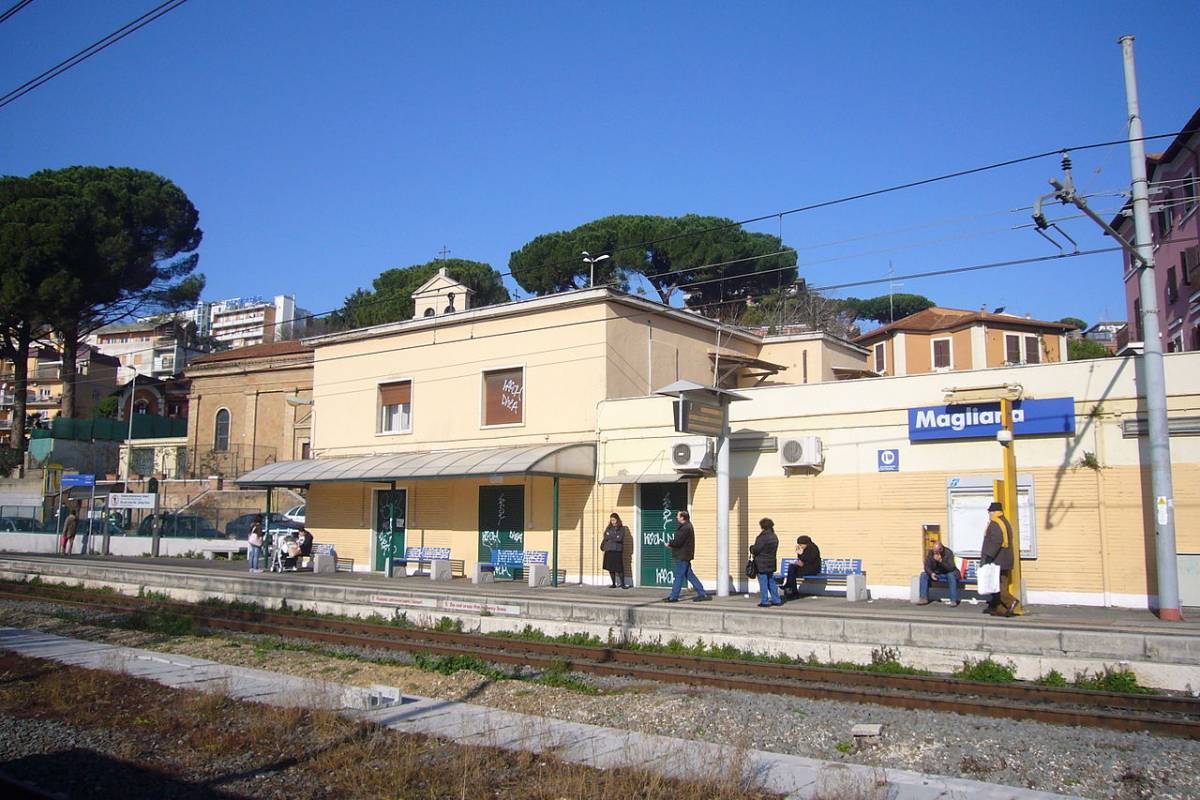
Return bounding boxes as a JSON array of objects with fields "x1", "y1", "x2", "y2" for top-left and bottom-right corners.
[
  {"x1": 1024, "y1": 336, "x2": 1040, "y2": 364},
  {"x1": 1182, "y1": 172, "x2": 1198, "y2": 217},
  {"x1": 1133, "y1": 299, "x2": 1143, "y2": 341},
  {"x1": 1005, "y1": 334, "x2": 1021, "y2": 365},
  {"x1": 1166, "y1": 266, "x2": 1179, "y2": 303},
  {"x1": 1157, "y1": 189, "x2": 1174, "y2": 237},
  {"x1": 379, "y1": 381, "x2": 412, "y2": 433},
  {"x1": 931, "y1": 338, "x2": 951, "y2": 370},
  {"x1": 483, "y1": 367, "x2": 524, "y2": 426},
  {"x1": 1184, "y1": 246, "x2": 1198, "y2": 286},
  {"x1": 873, "y1": 343, "x2": 886, "y2": 373}
]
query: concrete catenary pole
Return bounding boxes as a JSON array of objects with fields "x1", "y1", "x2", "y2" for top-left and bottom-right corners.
[
  {"x1": 1120, "y1": 35, "x2": 1180, "y2": 620},
  {"x1": 715, "y1": 402, "x2": 731, "y2": 597}
]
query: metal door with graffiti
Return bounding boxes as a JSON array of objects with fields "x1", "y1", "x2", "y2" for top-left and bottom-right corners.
[
  {"x1": 638, "y1": 483, "x2": 686, "y2": 587},
  {"x1": 478, "y1": 485, "x2": 524, "y2": 580},
  {"x1": 372, "y1": 489, "x2": 407, "y2": 572}
]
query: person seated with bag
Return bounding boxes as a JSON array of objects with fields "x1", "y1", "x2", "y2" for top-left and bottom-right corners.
[
  {"x1": 749, "y1": 518, "x2": 782, "y2": 607},
  {"x1": 916, "y1": 541, "x2": 960, "y2": 606},
  {"x1": 782, "y1": 535, "x2": 821, "y2": 599}
]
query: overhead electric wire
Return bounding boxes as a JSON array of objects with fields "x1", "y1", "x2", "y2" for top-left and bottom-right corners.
[
  {"x1": 0, "y1": 0, "x2": 34, "y2": 25},
  {"x1": 0, "y1": 0, "x2": 188, "y2": 111}
]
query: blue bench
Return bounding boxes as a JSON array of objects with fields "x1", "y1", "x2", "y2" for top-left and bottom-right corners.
[
  {"x1": 311, "y1": 543, "x2": 354, "y2": 572},
  {"x1": 916, "y1": 558, "x2": 979, "y2": 602},
  {"x1": 479, "y1": 550, "x2": 565, "y2": 584},
  {"x1": 775, "y1": 557, "x2": 867, "y2": 600}
]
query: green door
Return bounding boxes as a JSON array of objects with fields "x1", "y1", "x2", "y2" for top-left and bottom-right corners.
[
  {"x1": 373, "y1": 489, "x2": 407, "y2": 571},
  {"x1": 479, "y1": 485, "x2": 524, "y2": 581},
  {"x1": 639, "y1": 483, "x2": 686, "y2": 587}
]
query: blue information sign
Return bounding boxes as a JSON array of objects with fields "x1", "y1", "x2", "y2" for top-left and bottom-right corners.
[
  {"x1": 877, "y1": 449, "x2": 900, "y2": 472},
  {"x1": 908, "y1": 397, "x2": 1075, "y2": 442},
  {"x1": 61, "y1": 473, "x2": 96, "y2": 488}
]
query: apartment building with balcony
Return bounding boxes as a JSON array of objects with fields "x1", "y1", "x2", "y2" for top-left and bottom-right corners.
[
  {"x1": 0, "y1": 345, "x2": 120, "y2": 445},
  {"x1": 854, "y1": 306, "x2": 1072, "y2": 377},
  {"x1": 1113, "y1": 107, "x2": 1200, "y2": 354},
  {"x1": 87, "y1": 318, "x2": 205, "y2": 383},
  {"x1": 194, "y1": 295, "x2": 312, "y2": 350}
]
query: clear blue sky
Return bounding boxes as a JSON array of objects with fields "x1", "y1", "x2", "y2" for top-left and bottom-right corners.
[{"x1": 2, "y1": 1, "x2": 1197, "y2": 327}]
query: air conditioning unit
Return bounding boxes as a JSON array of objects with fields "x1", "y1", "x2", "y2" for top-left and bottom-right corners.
[
  {"x1": 671, "y1": 437, "x2": 714, "y2": 472},
  {"x1": 779, "y1": 436, "x2": 823, "y2": 469}
]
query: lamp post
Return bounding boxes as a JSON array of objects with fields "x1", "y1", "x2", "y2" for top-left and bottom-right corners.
[{"x1": 581, "y1": 251, "x2": 609, "y2": 289}]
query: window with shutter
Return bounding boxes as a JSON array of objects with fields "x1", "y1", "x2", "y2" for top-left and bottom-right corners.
[
  {"x1": 1024, "y1": 336, "x2": 1040, "y2": 364},
  {"x1": 483, "y1": 367, "x2": 524, "y2": 426},
  {"x1": 932, "y1": 338, "x2": 951, "y2": 370},
  {"x1": 1005, "y1": 335, "x2": 1021, "y2": 365},
  {"x1": 873, "y1": 343, "x2": 886, "y2": 373},
  {"x1": 379, "y1": 380, "x2": 412, "y2": 433}
]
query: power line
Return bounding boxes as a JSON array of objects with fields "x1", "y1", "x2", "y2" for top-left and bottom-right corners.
[
  {"x1": 0, "y1": 0, "x2": 34, "y2": 26},
  {"x1": 0, "y1": 0, "x2": 188, "y2": 111}
]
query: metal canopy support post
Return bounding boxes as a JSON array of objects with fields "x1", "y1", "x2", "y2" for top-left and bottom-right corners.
[
  {"x1": 999, "y1": 398, "x2": 1025, "y2": 613},
  {"x1": 150, "y1": 488, "x2": 161, "y2": 558},
  {"x1": 86, "y1": 482, "x2": 96, "y2": 556},
  {"x1": 552, "y1": 476, "x2": 560, "y2": 587},
  {"x1": 385, "y1": 481, "x2": 396, "y2": 578},
  {"x1": 715, "y1": 403, "x2": 731, "y2": 597}
]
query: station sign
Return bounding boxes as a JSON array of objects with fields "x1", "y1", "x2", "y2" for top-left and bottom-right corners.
[
  {"x1": 908, "y1": 397, "x2": 1075, "y2": 442},
  {"x1": 61, "y1": 473, "x2": 96, "y2": 488},
  {"x1": 109, "y1": 493, "x2": 156, "y2": 509},
  {"x1": 877, "y1": 449, "x2": 900, "y2": 472},
  {"x1": 673, "y1": 398, "x2": 724, "y2": 437}
]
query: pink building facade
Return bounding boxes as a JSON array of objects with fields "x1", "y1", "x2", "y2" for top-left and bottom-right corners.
[{"x1": 1116, "y1": 108, "x2": 1200, "y2": 354}]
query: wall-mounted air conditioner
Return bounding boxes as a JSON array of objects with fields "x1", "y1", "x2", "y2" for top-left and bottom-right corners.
[
  {"x1": 779, "y1": 436, "x2": 823, "y2": 469},
  {"x1": 671, "y1": 437, "x2": 714, "y2": 472}
]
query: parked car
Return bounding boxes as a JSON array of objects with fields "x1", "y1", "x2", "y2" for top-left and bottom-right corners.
[
  {"x1": 0, "y1": 516, "x2": 42, "y2": 532},
  {"x1": 136, "y1": 513, "x2": 220, "y2": 538},
  {"x1": 225, "y1": 512, "x2": 293, "y2": 538},
  {"x1": 282, "y1": 504, "x2": 305, "y2": 525}
]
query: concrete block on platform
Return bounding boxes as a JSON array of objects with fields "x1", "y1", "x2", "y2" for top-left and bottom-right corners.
[
  {"x1": 909, "y1": 574, "x2": 923, "y2": 603},
  {"x1": 523, "y1": 600, "x2": 572, "y2": 621},
  {"x1": 429, "y1": 559, "x2": 452, "y2": 582},
  {"x1": 722, "y1": 611, "x2": 784, "y2": 638},
  {"x1": 845, "y1": 573, "x2": 868, "y2": 601},
  {"x1": 311, "y1": 554, "x2": 336, "y2": 574},
  {"x1": 843, "y1": 618, "x2": 908, "y2": 645},
  {"x1": 1061, "y1": 630, "x2": 1146, "y2": 660},
  {"x1": 1145, "y1": 635, "x2": 1200, "y2": 665},
  {"x1": 627, "y1": 607, "x2": 673, "y2": 630},
  {"x1": 569, "y1": 604, "x2": 625, "y2": 626},
  {"x1": 527, "y1": 563, "x2": 550, "y2": 587},
  {"x1": 909, "y1": 622, "x2": 983, "y2": 650},
  {"x1": 472, "y1": 564, "x2": 495, "y2": 585},
  {"x1": 981, "y1": 626, "x2": 1063, "y2": 655},
  {"x1": 791, "y1": 616, "x2": 846, "y2": 640}
]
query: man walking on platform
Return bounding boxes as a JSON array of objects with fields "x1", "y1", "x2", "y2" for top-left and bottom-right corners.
[
  {"x1": 981, "y1": 501, "x2": 1017, "y2": 617},
  {"x1": 663, "y1": 510, "x2": 711, "y2": 603}
]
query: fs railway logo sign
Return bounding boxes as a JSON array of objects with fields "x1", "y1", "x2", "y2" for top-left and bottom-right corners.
[
  {"x1": 908, "y1": 397, "x2": 1076, "y2": 442},
  {"x1": 877, "y1": 449, "x2": 900, "y2": 472}
]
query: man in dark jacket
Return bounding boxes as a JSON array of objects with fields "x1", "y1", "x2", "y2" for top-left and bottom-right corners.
[
  {"x1": 664, "y1": 510, "x2": 710, "y2": 603},
  {"x1": 980, "y1": 501, "x2": 1017, "y2": 616},
  {"x1": 749, "y1": 518, "x2": 781, "y2": 607},
  {"x1": 917, "y1": 541, "x2": 960, "y2": 605}
]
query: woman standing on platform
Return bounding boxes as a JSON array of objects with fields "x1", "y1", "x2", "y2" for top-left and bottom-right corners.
[
  {"x1": 750, "y1": 518, "x2": 782, "y2": 607},
  {"x1": 247, "y1": 519, "x2": 264, "y2": 573},
  {"x1": 601, "y1": 513, "x2": 630, "y2": 589}
]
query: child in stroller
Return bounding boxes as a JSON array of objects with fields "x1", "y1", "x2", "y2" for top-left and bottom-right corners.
[{"x1": 268, "y1": 529, "x2": 300, "y2": 572}]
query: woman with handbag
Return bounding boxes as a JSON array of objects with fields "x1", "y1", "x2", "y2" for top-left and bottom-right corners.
[
  {"x1": 749, "y1": 518, "x2": 782, "y2": 607},
  {"x1": 601, "y1": 513, "x2": 630, "y2": 589}
]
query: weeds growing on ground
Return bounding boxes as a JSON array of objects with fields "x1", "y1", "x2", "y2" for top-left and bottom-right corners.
[
  {"x1": 411, "y1": 651, "x2": 512, "y2": 681},
  {"x1": 954, "y1": 657, "x2": 1017, "y2": 683},
  {"x1": 1072, "y1": 666, "x2": 1152, "y2": 694},
  {"x1": 1035, "y1": 669, "x2": 1068, "y2": 687},
  {"x1": 432, "y1": 616, "x2": 464, "y2": 633}
]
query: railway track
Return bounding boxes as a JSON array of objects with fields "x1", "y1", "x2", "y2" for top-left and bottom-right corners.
[{"x1": 3, "y1": 584, "x2": 1200, "y2": 739}]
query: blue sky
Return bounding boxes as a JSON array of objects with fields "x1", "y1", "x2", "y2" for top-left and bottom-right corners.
[{"x1": 2, "y1": 1, "x2": 1197, "y2": 327}]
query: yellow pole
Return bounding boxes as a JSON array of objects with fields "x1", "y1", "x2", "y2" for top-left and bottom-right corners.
[{"x1": 998, "y1": 398, "x2": 1024, "y2": 614}]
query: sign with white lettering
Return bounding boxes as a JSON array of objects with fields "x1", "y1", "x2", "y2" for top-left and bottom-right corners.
[
  {"x1": 908, "y1": 397, "x2": 1075, "y2": 442},
  {"x1": 108, "y1": 493, "x2": 156, "y2": 509},
  {"x1": 877, "y1": 449, "x2": 899, "y2": 472},
  {"x1": 61, "y1": 473, "x2": 96, "y2": 488}
]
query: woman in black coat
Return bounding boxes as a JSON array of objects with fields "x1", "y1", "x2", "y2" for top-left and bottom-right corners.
[
  {"x1": 601, "y1": 513, "x2": 630, "y2": 588},
  {"x1": 782, "y1": 535, "x2": 821, "y2": 599},
  {"x1": 750, "y1": 518, "x2": 781, "y2": 607}
]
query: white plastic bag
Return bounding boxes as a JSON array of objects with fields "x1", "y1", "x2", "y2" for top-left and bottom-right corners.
[{"x1": 977, "y1": 563, "x2": 1001, "y2": 595}]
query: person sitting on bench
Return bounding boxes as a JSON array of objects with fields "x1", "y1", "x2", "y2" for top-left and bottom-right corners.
[
  {"x1": 782, "y1": 535, "x2": 821, "y2": 599},
  {"x1": 917, "y1": 541, "x2": 960, "y2": 606},
  {"x1": 297, "y1": 526, "x2": 314, "y2": 568}
]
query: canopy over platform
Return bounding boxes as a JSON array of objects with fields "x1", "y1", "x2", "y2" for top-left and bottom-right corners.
[{"x1": 234, "y1": 442, "x2": 596, "y2": 488}]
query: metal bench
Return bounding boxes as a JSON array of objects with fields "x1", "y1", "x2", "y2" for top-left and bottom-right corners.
[
  {"x1": 776, "y1": 557, "x2": 867, "y2": 601},
  {"x1": 910, "y1": 558, "x2": 979, "y2": 602}
]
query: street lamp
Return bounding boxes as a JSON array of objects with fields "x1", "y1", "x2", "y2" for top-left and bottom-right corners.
[{"x1": 581, "y1": 251, "x2": 609, "y2": 288}]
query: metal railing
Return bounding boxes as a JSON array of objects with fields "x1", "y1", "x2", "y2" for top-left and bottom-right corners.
[{"x1": 187, "y1": 444, "x2": 277, "y2": 479}]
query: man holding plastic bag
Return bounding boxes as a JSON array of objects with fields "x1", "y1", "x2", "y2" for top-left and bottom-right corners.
[{"x1": 979, "y1": 501, "x2": 1017, "y2": 617}]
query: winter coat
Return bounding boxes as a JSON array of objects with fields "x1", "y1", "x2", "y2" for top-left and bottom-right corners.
[
  {"x1": 750, "y1": 528, "x2": 779, "y2": 574},
  {"x1": 925, "y1": 545, "x2": 957, "y2": 576},
  {"x1": 668, "y1": 521, "x2": 696, "y2": 562},
  {"x1": 601, "y1": 524, "x2": 628, "y2": 552},
  {"x1": 980, "y1": 518, "x2": 1015, "y2": 570},
  {"x1": 796, "y1": 542, "x2": 822, "y2": 576}
]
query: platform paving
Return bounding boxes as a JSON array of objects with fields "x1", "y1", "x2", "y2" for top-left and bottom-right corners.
[
  {"x1": 0, "y1": 627, "x2": 1075, "y2": 799},
  {"x1": 3, "y1": 553, "x2": 1200, "y2": 690}
]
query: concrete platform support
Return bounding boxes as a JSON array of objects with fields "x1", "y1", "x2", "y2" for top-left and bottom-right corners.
[
  {"x1": 910, "y1": 575, "x2": 923, "y2": 603},
  {"x1": 527, "y1": 563, "x2": 549, "y2": 588},
  {"x1": 311, "y1": 555, "x2": 336, "y2": 575},
  {"x1": 846, "y1": 573, "x2": 867, "y2": 602},
  {"x1": 430, "y1": 559, "x2": 451, "y2": 582},
  {"x1": 472, "y1": 563, "x2": 495, "y2": 585}
]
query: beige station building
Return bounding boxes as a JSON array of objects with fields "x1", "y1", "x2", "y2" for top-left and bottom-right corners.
[{"x1": 236, "y1": 280, "x2": 1199, "y2": 609}]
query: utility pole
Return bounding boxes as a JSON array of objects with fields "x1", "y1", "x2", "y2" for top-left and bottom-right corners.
[
  {"x1": 1119, "y1": 35, "x2": 1180, "y2": 620},
  {"x1": 1034, "y1": 37, "x2": 1181, "y2": 619}
]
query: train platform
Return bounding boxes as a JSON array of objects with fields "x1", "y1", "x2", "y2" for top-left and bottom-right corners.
[
  {"x1": 2, "y1": 552, "x2": 1199, "y2": 691},
  {"x1": 0, "y1": 626, "x2": 1075, "y2": 799}
]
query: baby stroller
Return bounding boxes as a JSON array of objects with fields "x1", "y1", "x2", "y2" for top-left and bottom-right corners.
[{"x1": 268, "y1": 529, "x2": 300, "y2": 573}]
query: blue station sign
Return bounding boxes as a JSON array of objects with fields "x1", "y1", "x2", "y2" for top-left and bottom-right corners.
[
  {"x1": 908, "y1": 397, "x2": 1076, "y2": 442},
  {"x1": 61, "y1": 473, "x2": 96, "y2": 488}
]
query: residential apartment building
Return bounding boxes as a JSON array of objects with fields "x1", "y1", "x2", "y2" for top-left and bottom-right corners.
[
  {"x1": 87, "y1": 318, "x2": 205, "y2": 383},
  {"x1": 1081, "y1": 321, "x2": 1127, "y2": 355},
  {"x1": 854, "y1": 307, "x2": 1072, "y2": 377},
  {"x1": 0, "y1": 345, "x2": 120, "y2": 445},
  {"x1": 185, "y1": 340, "x2": 314, "y2": 478},
  {"x1": 190, "y1": 295, "x2": 312, "y2": 349},
  {"x1": 1114, "y1": 107, "x2": 1200, "y2": 354}
]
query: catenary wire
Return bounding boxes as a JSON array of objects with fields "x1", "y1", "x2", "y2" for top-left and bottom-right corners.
[{"x1": 0, "y1": 0, "x2": 33, "y2": 25}]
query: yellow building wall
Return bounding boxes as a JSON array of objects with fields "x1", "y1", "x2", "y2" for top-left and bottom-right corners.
[
  {"x1": 905, "y1": 332, "x2": 933, "y2": 374},
  {"x1": 951, "y1": 329, "x2": 973, "y2": 370}
]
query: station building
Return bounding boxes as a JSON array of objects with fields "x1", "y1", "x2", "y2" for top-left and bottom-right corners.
[{"x1": 235, "y1": 284, "x2": 1199, "y2": 608}]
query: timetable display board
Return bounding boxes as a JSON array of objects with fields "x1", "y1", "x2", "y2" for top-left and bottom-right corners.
[{"x1": 945, "y1": 475, "x2": 1036, "y2": 559}]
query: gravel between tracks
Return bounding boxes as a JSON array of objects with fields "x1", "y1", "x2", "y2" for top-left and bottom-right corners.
[{"x1": 1, "y1": 598, "x2": 1195, "y2": 800}]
